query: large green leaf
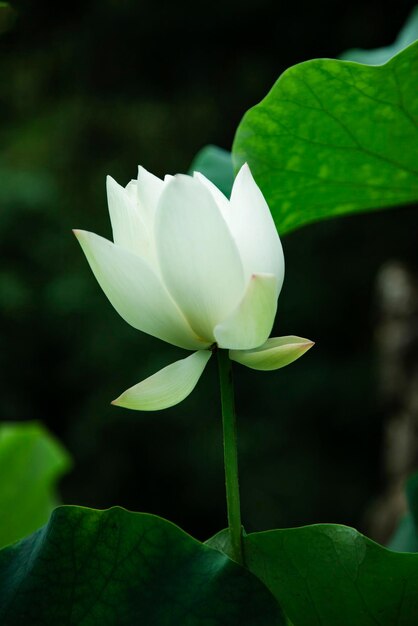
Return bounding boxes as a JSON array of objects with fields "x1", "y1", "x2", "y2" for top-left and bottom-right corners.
[
  {"x1": 244, "y1": 524, "x2": 418, "y2": 626},
  {"x1": 341, "y1": 6, "x2": 418, "y2": 65},
  {"x1": 233, "y1": 41, "x2": 418, "y2": 235},
  {"x1": 188, "y1": 144, "x2": 234, "y2": 197},
  {"x1": 0, "y1": 506, "x2": 284, "y2": 625},
  {"x1": 0, "y1": 421, "x2": 70, "y2": 549}
]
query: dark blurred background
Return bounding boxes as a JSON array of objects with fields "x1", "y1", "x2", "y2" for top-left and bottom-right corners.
[{"x1": 1, "y1": 0, "x2": 417, "y2": 542}]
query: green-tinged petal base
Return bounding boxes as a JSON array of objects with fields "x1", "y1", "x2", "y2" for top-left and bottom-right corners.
[
  {"x1": 214, "y1": 274, "x2": 278, "y2": 350},
  {"x1": 112, "y1": 350, "x2": 212, "y2": 411},
  {"x1": 230, "y1": 335, "x2": 314, "y2": 371}
]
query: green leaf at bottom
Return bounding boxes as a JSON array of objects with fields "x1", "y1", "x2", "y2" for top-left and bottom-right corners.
[
  {"x1": 0, "y1": 506, "x2": 284, "y2": 625},
  {"x1": 244, "y1": 524, "x2": 418, "y2": 626}
]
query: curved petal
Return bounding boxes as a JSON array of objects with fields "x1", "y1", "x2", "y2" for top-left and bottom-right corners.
[
  {"x1": 156, "y1": 175, "x2": 245, "y2": 341},
  {"x1": 106, "y1": 176, "x2": 151, "y2": 258},
  {"x1": 74, "y1": 230, "x2": 208, "y2": 350},
  {"x1": 214, "y1": 274, "x2": 278, "y2": 350},
  {"x1": 193, "y1": 171, "x2": 230, "y2": 213},
  {"x1": 228, "y1": 164, "x2": 284, "y2": 287},
  {"x1": 136, "y1": 166, "x2": 165, "y2": 228},
  {"x1": 229, "y1": 336, "x2": 314, "y2": 371},
  {"x1": 112, "y1": 350, "x2": 212, "y2": 411}
]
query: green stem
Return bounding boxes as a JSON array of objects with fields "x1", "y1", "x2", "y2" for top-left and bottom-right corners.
[{"x1": 217, "y1": 348, "x2": 244, "y2": 565}]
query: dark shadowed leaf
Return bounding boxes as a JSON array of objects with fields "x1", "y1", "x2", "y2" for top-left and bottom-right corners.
[
  {"x1": 0, "y1": 506, "x2": 284, "y2": 625},
  {"x1": 244, "y1": 523, "x2": 418, "y2": 626}
]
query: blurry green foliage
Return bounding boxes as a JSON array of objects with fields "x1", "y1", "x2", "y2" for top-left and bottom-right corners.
[
  {"x1": 0, "y1": 422, "x2": 70, "y2": 548},
  {"x1": 388, "y1": 473, "x2": 418, "y2": 552},
  {"x1": 0, "y1": 3, "x2": 16, "y2": 35}
]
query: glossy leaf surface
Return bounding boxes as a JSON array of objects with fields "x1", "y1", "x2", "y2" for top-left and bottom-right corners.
[
  {"x1": 233, "y1": 42, "x2": 418, "y2": 234},
  {"x1": 244, "y1": 524, "x2": 418, "y2": 626},
  {"x1": 0, "y1": 506, "x2": 284, "y2": 625}
]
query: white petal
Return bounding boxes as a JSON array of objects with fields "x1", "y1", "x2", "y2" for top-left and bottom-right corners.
[
  {"x1": 229, "y1": 164, "x2": 284, "y2": 287},
  {"x1": 112, "y1": 350, "x2": 212, "y2": 411},
  {"x1": 74, "y1": 230, "x2": 208, "y2": 350},
  {"x1": 136, "y1": 166, "x2": 165, "y2": 228},
  {"x1": 193, "y1": 171, "x2": 230, "y2": 213},
  {"x1": 230, "y1": 336, "x2": 314, "y2": 371},
  {"x1": 156, "y1": 175, "x2": 245, "y2": 341},
  {"x1": 125, "y1": 179, "x2": 138, "y2": 199},
  {"x1": 214, "y1": 274, "x2": 278, "y2": 350},
  {"x1": 106, "y1": 176, "x2": 150, "y2": 258}
]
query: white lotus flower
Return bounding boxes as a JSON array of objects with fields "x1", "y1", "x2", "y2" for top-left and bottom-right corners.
[{"x1": 74, "y1": 164, "x2": 313, "y2": 410}]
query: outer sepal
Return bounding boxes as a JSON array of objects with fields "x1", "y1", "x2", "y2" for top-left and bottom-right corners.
[
  {"x1": 112, "y1": 350, "x2": 211, "y2": 411},
  {"x1": 229, "y1": 336, "x2": 314, "y2": 371}
]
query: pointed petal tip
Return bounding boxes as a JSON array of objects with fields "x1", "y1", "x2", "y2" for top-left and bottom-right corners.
[
  {"x1": 110, "y1": 395, "x2": 133, "y2": 410},
  {"x1": 229, "y1": 335, "x2": 314, "y2": 371},
  {"x1": 237, "y1": 161, "x2": 251, "y2": 178},
  {"x1": 234, "y1": 162, "x2": 258, "y2": 189},
  {"x1": 301, "y1": 339, "x2": 315, "y2": 349},
  {"x1": 72, "y1": 228, "x2": 93, "y2": 243},
  {"x1": 287, "y1": 338, "x2": 315, "y2": 353},
  {"x1": 137, "y1": 164, "x2": 149, "y2": 181},
  {"x1": 106, "y1": 174, "x2": 117, "y2": 188},
  {"x1": 110, "y1": 351, "x2": 212, "y2": 412},
  {"x1": 137, "y1": 164, "x2": 164, "y2": 184},
  {"x1": 111, "y1": 390, "x2": 130, "y2": 407}
]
